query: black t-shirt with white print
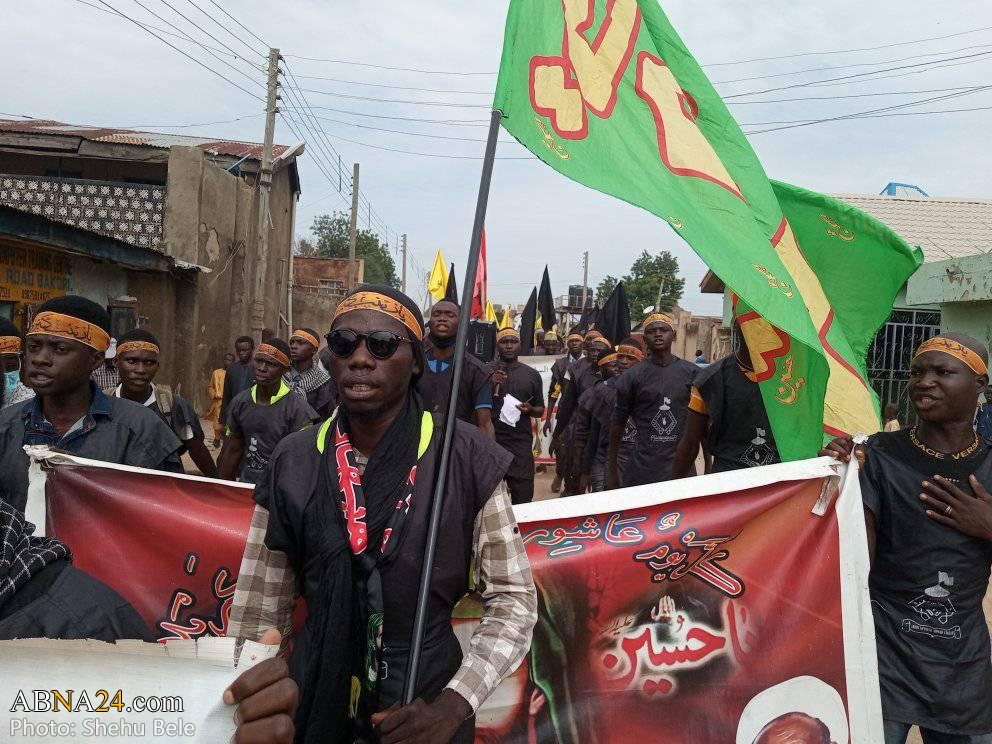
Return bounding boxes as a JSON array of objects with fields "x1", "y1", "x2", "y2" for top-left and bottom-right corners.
[{"x1": 860, "y1": 428, "x2": 992, "y2": 734}]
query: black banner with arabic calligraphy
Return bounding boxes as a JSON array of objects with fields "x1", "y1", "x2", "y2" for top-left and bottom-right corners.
[{"x1": 463, "y1": 461, "x2": 879, "y2": 744}]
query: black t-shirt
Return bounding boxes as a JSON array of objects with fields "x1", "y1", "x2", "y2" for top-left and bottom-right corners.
[
  {"x1": 226, "y1": 384, "x2": 319, "y2": 485},
  {"x1": 694, "y1": 356, "x2": 779, "y2": 473},
  {"x1": 860, "y1": 429, "x2": 992, "y2": 734},
  {"x1": 417, "y1": 346, "x2": 493, "y2": 426},
  {"x1": 613, "y1": 356, "x2": 697, "y2": 486},
  {"x1": 492, "y1": 361, "x2": 545, "y2": 477}
]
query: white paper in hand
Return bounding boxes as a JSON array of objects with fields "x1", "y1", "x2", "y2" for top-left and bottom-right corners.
[{"x1": 499, "y1": 393, "x2": 523, "y2": 427}]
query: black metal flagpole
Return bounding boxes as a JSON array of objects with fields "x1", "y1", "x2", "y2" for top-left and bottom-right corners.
[{"x1": 402, "y1": 108, "x2": 503, "y2": 705}]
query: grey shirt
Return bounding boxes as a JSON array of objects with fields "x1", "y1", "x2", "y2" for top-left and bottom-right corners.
[
  {"x1": 225, "y1": 382, "x2": 319, "y2": 485},
  {"x1": 0, "y1": 388, "x2": 183, "y2": 514}
]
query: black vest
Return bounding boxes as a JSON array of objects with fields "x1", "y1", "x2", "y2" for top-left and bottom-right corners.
[{"x1": 271, "y1": 416, "x2": 511, "y2": 706}]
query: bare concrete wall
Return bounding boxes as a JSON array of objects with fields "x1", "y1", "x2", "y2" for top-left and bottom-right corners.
[
  {"x1": 292, "y1": 287, "x2": 341, "y2": 338},
  {"x1": 162, "y1": 146, "x2": 297, "y2": 411}
]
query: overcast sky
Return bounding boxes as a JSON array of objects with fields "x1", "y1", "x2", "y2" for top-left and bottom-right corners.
[{"x1": 3, "y1": 0, "x2": 991, "y2": 315}]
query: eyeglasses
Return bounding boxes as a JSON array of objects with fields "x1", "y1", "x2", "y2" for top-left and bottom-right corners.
[{"x1": 326, "y1": 329, "x2": 413, "y2": 360}]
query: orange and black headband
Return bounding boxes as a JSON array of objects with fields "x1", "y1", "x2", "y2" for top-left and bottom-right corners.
[
  {"x1": 497, "y1": 327, "x2": 520, "y2": 340},
  {"x1": 333, "y1": 291, "x2": 424, "y2": 341},
  {"x1": 566, "y1": 333, "x2": 583, "y2": 343},
  {"x1": 617, "y1": 344, "x2": 645, "y2": 361},
  {"x1": 117, "y1": 341, "x2": 160, "y2": 356},
  {"x1": 644, "y1": 313, "x2": 675, "y2": 331},
  {"x1": 584, "y1": 329, "x2": 606, "y2": 342},
  {"x1": 914, "y1": 337, "x2": 988, "y2": 375},
  {"x1": 291, "y1": 329, "x2": 320, "y2": 348},
  {"x1": 0, "y1": 336, "x2": 20, "y2": 354},
  {"x1": 255, "y1": 343, "x2": 290, "y2": 367},
  {"x1": 598, "y1": 351, "x2": 618, "y2": 367},
  {"x1": 27, "y1": 311, "x2": 110, "y2": 352}
]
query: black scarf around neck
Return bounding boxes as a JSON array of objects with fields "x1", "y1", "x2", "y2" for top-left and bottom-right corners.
[{"x1": 296, "y1": 391, "x2": 424, "y2": 744}]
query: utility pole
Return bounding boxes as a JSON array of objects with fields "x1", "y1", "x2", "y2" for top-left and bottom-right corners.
[
  {"x1": 347, "y1": 162, "x2": 360, "y2": 291},
  {"x1": 252, "y1": 47, "x2": 280, "y2": 337},
  {"x1": 580, "y1": 250, "x2": 589, "y2": 312},
  {"x1": 655, "y1": 274, "x2": 666, "y2": 311},
  {"x1": 401, "y1": 233, "x2": 408, "y2": 293}
]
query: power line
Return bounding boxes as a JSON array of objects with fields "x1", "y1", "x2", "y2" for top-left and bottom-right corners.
[
  {"x1": 282, "y1": 23, "x2": 992, "y2": 76},
  {"x1": 317, "y1": 130, "x2": 533, "y2": 160},
  {"x1": 704, "y1": 24, "x2": 992, "y2": 67},
  {"x1": 127, "y1": 0, "x2": 265, "y2": 88},
  {"x1": 150, "y1": 0, "x2": 263, "y2": 68},
  {"x1": 71, "y1": 0, "x2": 239, "y2": 58},
  {"x1": 81, "y1": 0, "x2": 264, "y2": 100},
  {"x1": 725, "y1": 85, "x2": 982, "y2": 105},
  {"x1": 307, "y1": 105, "x2": 490, "y2": 126},
  {"x1": 178, "y1": 0, "x2": 266, "y2": 59},
  {"x1": 298, "y1": 87, "x2": 490, "y2": 108},
  {"x1": 743, "y1": 102, "x2": 992, "y2": 127},
  {"x1": 712, "y1": 43, "x2": 992, "y2": 86},
  {"x1": 724, "y1": 48, "x2": 992, "y2": 99},
  {"x1": 744, "y1": 83, "x2": 992, "y2": 134},
  {"x1": 291, "y1": 73, "x2": 492, "y2": 95},
  {"x1": 283, "y1": 54, "x2": 495, "y2": 76},
  {"x1": 312, "y1": 115, "x2": 511, "y2": 144},
  {"x1": 203, "y1": 0, "x2": 269, "y2": 48}
]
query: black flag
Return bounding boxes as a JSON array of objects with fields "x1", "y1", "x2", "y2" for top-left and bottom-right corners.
[
  {"x1": 519, "y1": 287, "x2": 538, "y2": 355},
  {"x1": 537, "y1": 266, "x2": 555, "y2": 332},
  {"x1": 444, "y1": 263, "x2": 458, "y2": 303},
  {"x1": 598, "y1": 281, "x2": 631, "y2": 345},
  {"x1": 572, "y1": 303, "x2": 599, "y2": 336}
]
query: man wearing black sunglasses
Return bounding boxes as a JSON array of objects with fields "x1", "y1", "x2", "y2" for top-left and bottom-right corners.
[
  {"x1": 228, "y1": 285, "x2": 537, "y2": 744},
  {"x1": 417, "y1": 300, "x2": 496, "y2": 438}
]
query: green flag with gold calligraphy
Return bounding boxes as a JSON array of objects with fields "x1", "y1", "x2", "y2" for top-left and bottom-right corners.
[{"x1": 493, "y1": 0, "x2": 922, "y2": 459}]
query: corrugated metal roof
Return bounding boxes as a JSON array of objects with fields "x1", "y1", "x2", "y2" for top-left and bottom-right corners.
[
  {"x1": 835, "y1": 193, "x2": 992, "y2": 263},
  {"x1": 0, "y1": 118, "x2": 290, "y2": 160}
]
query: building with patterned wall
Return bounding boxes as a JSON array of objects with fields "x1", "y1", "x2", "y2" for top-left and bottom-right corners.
[{"x1": 0, "y1": 118, "x2": 303, "y2": 412}]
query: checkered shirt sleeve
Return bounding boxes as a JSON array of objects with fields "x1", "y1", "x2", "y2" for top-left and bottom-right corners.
[
  {"x1": 445, "y1": 481, "x2": 538, "y2": 712},
  {"x1": 227, "y1": 504, "x2": 296, "y2": 646},
  {"x1": 227, "y1": 475, "x2": 537, "y2": 714}
]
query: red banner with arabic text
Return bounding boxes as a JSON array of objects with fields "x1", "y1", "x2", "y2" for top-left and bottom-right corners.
[
  {"x1": 465, "y1": 459, "x2": 881, "y2": 743},
  {"x1": 43, "y1": 461, "x2": 255, "y2": 641}
]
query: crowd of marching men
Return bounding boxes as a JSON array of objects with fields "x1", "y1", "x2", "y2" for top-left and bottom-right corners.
[{"x1": 0, "y1": 288, "x2": 991, "y2": 743}]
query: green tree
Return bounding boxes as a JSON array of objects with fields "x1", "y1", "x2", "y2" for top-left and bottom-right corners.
[
  {"x1": 596, "y1": 250, "x2": 684, "y2": 318},
  {"x1": 309, "y1": 212, "x2": 399, "y2": 287}
]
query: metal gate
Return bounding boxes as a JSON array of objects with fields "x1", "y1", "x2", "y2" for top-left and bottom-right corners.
[{"x1": 866, "y1": 308, "x2": 941, "y2": 424}]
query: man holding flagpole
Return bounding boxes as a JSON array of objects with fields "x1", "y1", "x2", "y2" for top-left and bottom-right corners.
[{"x1": 228, "y1": 285, "x2": 536, "y2": 743}]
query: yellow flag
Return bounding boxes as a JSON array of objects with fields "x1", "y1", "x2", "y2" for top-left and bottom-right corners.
[
  {"x1": 499, "y1": 307, "x2": 511, "y2": 329},
  {"x1": 427, "y1": 249, "x2": 448, "y2": 302},
  {"x1": 485, "y1": 300, "x2": 497, "y2": 323}
]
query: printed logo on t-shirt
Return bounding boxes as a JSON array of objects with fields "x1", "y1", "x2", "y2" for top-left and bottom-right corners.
[
  {"x1": 622, "y1": 418, "x2": 638, "y2": 443},
  {"x1": 739, "y1": 427, "x2": 775, "y2": 468},
  {"x1": 902, "y1": 572, "x2": 961, "y2": 641},
  {"x1": 650, "y1": 398, "x2": 677, "y2": 442},
  {"x1": 244, "y1": 436, "x2": 269, "y2": 473}
]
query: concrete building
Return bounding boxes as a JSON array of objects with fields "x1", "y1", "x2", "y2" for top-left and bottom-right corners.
[
  {"x1": 291, "y1": 255, "x2": 363, "y2": 334},
  {"x1": 0, "y1": 118, "x2": 302, "y2": 411},
  {"x1": 699, "y1": 190, "x2": 992, "y2": 418}
]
